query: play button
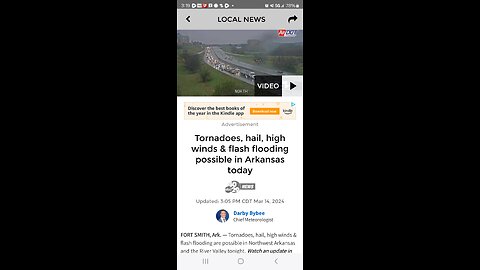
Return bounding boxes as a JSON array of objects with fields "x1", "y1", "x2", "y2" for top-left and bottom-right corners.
[
  {"x1": 282, "y1": 76, "x2": 302, "y2": 96},
  {"x1": 290, "y1": 82, "x2": 296, "y2": 90}
]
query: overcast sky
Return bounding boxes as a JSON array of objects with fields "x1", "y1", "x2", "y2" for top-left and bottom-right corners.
[{"x1": 177, "y1": 30, "x2": 303, "y2": 44}]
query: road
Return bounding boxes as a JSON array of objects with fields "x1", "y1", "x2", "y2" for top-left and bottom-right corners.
[
  {"x1": 203, "y1": 46, "x2": 287, "y2": 85},
  {"x1": 211, "y1": 47, "x2": 287, "y2": 76}
]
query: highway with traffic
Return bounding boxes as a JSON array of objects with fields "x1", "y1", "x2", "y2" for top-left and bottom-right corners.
[{"x1": 203, "y1": 46, "x2": 287, "y2": 85}]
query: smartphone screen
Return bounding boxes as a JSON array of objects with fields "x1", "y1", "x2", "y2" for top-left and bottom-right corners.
[{"x1": 177, "y1": 1, "x2": 303, "y2": 268}]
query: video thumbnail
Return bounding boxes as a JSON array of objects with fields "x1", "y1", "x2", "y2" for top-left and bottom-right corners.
[{"x1": 177, "y1": 30, "x2": 303, "y2": 96}]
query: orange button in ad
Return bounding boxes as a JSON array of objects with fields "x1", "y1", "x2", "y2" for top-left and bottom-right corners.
[{"x1": 250, "y1": 108, "x2": 280, "y2": 115}]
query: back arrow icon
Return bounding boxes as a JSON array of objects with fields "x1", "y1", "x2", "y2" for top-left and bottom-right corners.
[
  {"x1": 275, "y1": 258, "x2": 278, "y2": 264},
  {"x1": 186, "y1": 16, "x2": 190, "y2": 22}
]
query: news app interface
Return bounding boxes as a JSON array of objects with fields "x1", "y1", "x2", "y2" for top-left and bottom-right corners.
[{"x1": 177, "y1": 1, "x2": 303, "y2": 268}]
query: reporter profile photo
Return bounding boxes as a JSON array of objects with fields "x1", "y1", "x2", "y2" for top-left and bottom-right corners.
[{"x1": 216, "y1": 209, "x2": 229, "y2": 223}]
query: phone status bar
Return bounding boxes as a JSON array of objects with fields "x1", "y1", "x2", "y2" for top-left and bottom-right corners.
[{"x1": 177, "y1": 1, "x2": 303, "y2": 9}]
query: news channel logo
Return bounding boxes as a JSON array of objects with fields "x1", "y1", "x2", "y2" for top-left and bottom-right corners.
[
  {"x1": 225, "y1": 181, "x2": 255, "y2": 193},
  {"x1": 277, "y1": 29, "x2": 297, "y2": 37}
]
